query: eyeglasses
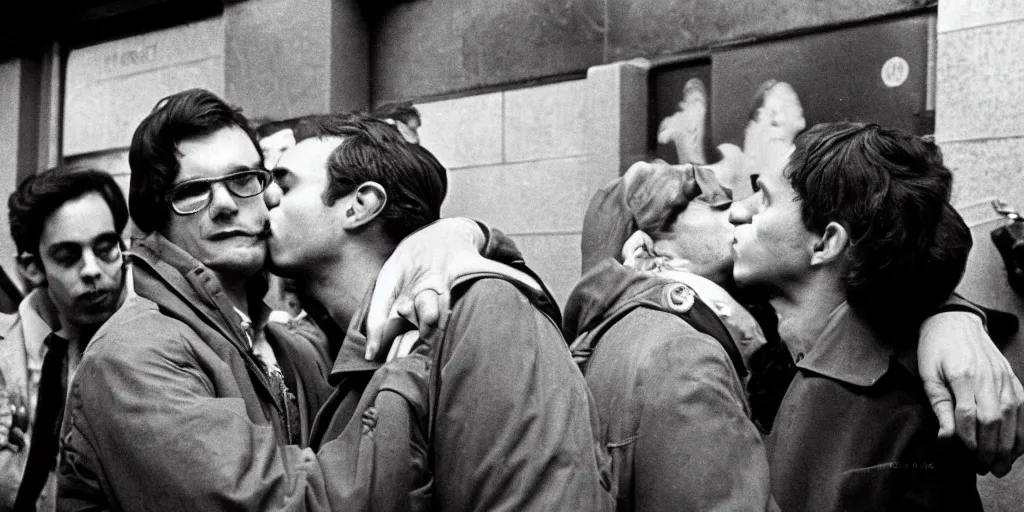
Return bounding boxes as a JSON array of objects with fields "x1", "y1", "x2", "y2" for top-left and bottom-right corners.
[{"x1": 166, "y1": 169, "x2": 272, "y2": 215}]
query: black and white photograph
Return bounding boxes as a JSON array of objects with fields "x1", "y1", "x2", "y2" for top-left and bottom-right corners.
[{"x1": 0, "y1": 0, "x2": 1022, "y2": 510}]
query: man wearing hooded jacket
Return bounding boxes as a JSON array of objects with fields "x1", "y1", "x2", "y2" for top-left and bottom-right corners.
[{"x1": 55, "y1": 90, "x2": 542, "y2": 510}]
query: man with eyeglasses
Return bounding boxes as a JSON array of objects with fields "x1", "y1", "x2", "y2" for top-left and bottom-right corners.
[
  {"x1": 56, "y1": 89, "x2": 520, "y2": 510},
  {"x1": 0, "y1": 167, "x2": 129, "y2": 512}
]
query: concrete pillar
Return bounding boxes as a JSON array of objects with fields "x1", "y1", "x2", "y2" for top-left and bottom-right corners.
[
  {"x1": 224, "y1": 0, "x2": 369, "y2": 120},
  {"x1": 586, "y1": 59, "x2": 651, "y2": 176}
]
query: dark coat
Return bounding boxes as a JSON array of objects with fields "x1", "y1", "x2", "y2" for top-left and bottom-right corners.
[
  {"x1": 563, "y1": 259, "x2": 772, "y2": 511},
  {"x1": 57, "y1": 233, "x2": 334, "y2": 511},
  {"x1": 767, "y1": 302, "x2": 982, "y2": 512}
]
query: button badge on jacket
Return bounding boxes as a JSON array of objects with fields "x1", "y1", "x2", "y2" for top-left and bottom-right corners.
[{"x1": 662, "y1": 283, "x2": 696, "y2": 314}]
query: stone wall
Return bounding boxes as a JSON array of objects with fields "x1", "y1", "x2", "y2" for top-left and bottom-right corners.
[
  {"x1": 62, "y1": 16, "x2": 227, "y2": 194},
  {"x1": 937, "y1": 1, "x2": 1024, "y2": 505},
  {"x1": 419, "y1": 61, "x2": 647, "y2": 305},
  {"x1": 372, "y1": 0, "x2": 933, "y2": 101}
]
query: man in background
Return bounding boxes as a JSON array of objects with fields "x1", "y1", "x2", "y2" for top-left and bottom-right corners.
[
  {"x1": 0, "y1": 167, "x2": 129, "y2": 511},
  {"x1": 372, "y1": 100, "x2": 421, "y2": 144}
]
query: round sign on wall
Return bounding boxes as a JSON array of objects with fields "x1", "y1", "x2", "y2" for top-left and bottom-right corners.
[{"x1": 881, "y1": 57, "x2": 910, "y2": 88}]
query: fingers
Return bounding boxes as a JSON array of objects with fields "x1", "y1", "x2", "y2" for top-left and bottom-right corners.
[
  {"x1": 365, "y1": 268, "x2": 404, "y2": 360},
  {"x1": 971, "y1": 353, "x2": 1001, "y2": 473},
  {"x1": 989, "y1": 373, "x2": 1018, "y2": 477},
  {"x1": 991, "y1": 356, "x2": 1024, "y2": 477},
  {"x1": 398, "y1": 332, "x2": 420, "y2": 359},
  {"x1": 925, "y1": 378, "x2": 957, "y2": 439},
  {"x1": 1011, "y1": 371, "x2": 1024, "y2": 463},
  {"x1": 946, "y1": 370, "x2": 979, "y2": 452},
  {"x1": 413, "y1": 291, "x2": 441, "y2": 337},
  {"x1": 386, "y1": 332, "x2": 402, "y2": 363}
]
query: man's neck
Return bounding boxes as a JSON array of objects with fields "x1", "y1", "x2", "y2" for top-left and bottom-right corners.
[
  {"x1": 769, "y1": 273, "x2": 846, "y2": 358},
  {"x1": 212, "y1": 270, "x2": 252, "y2": 316},
  {"x1": 305, "y1": 242, "x2": 392, "y2": 333},
  {"x1": 54, "y1": 315, "x2": 99, "y2": 345}
]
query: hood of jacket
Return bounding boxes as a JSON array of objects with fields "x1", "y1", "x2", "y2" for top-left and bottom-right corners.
[{"x1": 563, "y1": 258, "x2": 675, "y2": 342}]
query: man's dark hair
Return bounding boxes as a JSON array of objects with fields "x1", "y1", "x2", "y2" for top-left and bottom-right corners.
[
  {"x1": 298, "y1": 113, "x2": 446, "y2": 242},
  {"x1": 785, "y1": 122, "x2": 972, "y2": 333},
  {"x1": 254, "y1": 117, "x2": 300, "y2": 139},
  {"x1": 128, "y1": 88, "x2": 261, "y2": 233},
  {"x1": 371, "y1": 100, "x2": 420, "y2": 126},
  {"x1": 9, "y1": 166, "x2": 129, "y2": 256}
]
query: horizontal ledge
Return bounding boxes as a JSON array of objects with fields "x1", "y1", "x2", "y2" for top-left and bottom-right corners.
[{"x1": 937, "y1": 17, "x2": 1024, "y2": 35}]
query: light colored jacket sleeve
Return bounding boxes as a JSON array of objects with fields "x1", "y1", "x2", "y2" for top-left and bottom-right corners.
[{"x1": 634, "y1": 328, "x2": 772, "y2": 511}]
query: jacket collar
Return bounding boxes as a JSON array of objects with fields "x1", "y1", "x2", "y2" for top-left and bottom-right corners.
[
  {"x1": 563, "y1": 258, "x2": 670, "y2": 341},
  {"x1": 128, "y1": 231, "x2": 271, "y2": 353},
  {"x1": 328, "y1": 266, "x2": 559, "y2": 384},
  {"x1": 328, "y1": 284, "x2": 385, "y2": 384},
  {"x1": 795, "y1": 302, "x2": 901, "y2": 387}
]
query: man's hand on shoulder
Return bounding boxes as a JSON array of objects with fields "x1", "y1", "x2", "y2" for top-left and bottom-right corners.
[
  {"x1": 919, "y1": 311, "x2": 1024, "y2": 477},
  {"x1": 365, "y1": 218, "x2": 484, "y2": 361}
]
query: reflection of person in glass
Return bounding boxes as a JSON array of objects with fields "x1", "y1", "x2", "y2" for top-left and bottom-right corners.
[{"x1": 657, "y1": 78, "x2": 807, "y2": 201}]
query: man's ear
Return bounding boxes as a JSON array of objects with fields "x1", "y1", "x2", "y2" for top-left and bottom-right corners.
[
  {"x1": 17, "y1": 253, "x2": 46, "y2": 288},
  {"x1": 341, "y1": 181, "x2": 387, "y2": 231},
  {"x1": 810, "y1": 221, "x2": 849, "y2": 266}
]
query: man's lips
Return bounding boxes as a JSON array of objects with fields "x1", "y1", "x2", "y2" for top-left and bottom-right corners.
[
  {"x1": 208, "y1": 227, "x2": 269, "y2": 241},
  {"x1": 78, "y1": 289, "x2": 114, "y2": 307}
]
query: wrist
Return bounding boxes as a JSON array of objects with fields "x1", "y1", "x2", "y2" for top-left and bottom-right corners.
[{"x1": 454, "y1": 217, "x2": 486, "y2": 252}]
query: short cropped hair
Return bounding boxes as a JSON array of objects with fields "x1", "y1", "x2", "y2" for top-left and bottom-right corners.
[
  {"x1": 371, "y1": 100, "x2": 421, "y2": 126},
  {"x1": 9, "y1": 166, "x2": 129, "y2": 256},
  {"x1": 128, "y1": 88, "x2": 261, "y2": 233},
  {"x1": 254, "y1": 117, "x2": 300, "y2": 139},
  {"x1": 297, "y1": 113, "x2": 446, "y2": 242},
  {"x1": 785, "y1": 122, "x2": 971, "y2": 332}
]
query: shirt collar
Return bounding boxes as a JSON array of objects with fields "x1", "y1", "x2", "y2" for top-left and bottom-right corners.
[
  {"x1": 20, "y1": 288, "x2": 61, "y2": 365},
  {"x1": 795, "y1": 302, "x2": 894, "y2": 387}
]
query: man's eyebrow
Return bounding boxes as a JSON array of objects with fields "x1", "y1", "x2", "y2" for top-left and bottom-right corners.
[
  {"x1": 45, "y1": 231, "x2": 120, "y2": 251},
  {"x1": 46, "y1": 241, "x2": 81, "y2": 256}
]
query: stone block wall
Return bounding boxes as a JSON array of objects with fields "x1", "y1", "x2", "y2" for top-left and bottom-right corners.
[
  {"x1": 419, "y1": 61, "x2": 648, "y2": 305},
  {"x1": 937, "y1": 1, "x2": 1024, "y2": 504},
  {"x1": 936, "y1": 1, "x2": 1024, "y2": 208}
]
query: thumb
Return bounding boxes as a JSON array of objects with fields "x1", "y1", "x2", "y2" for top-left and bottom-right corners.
[{"x1": 365, "y1": 270, "x2": 403, "y2": 360}]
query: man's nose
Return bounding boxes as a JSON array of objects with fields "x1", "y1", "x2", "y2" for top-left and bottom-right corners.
[
  {"x1": 729, "y1": 192, "x2": 759, "y2": 226},
  {"x1": 208, "y1": 182, "x2": 239, "y2": 218},
  {"x1": 80, "y1": 250, "x2": 102, "y2": 283},
  {"x1": 264, "y1": 181, "x2": 282, "y2": 209}
]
